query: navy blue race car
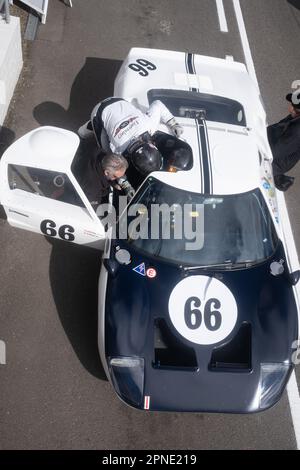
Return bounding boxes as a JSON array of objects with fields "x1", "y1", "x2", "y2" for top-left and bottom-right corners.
[{"x1": 97, "y1": 48, "x2": 300, "y2": 412}]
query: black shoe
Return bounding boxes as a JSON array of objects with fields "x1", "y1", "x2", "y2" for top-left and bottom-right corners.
[
  {"x1": 285, "y1": 175, "x2": 295, "y2": 183},
  {"x1": 275, "y1": 175, "x2": 295, "y2": 191}
]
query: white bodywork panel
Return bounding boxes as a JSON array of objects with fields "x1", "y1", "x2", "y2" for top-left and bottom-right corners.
[
  {"x1": 0, "y1": 127, "x2": 106, "y2": 249},
  {"x1": 114, "y1": 48, "x2": 267, "y2": 135}
]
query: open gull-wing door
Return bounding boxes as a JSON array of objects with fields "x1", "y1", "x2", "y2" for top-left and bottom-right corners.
[{"x1": 0, "y1": 127, "x2": 106, "y2": 250}]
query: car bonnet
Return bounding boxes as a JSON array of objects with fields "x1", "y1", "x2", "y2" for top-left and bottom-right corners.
[{"x1": 104, "y1": 241, "x2": 298, "y2": 412}]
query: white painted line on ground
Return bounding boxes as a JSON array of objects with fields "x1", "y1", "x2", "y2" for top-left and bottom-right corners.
[
  {"x1": 277, "y1": 190, "x2": 300, "y2": 449},
  {"x1": 216, "y1": 0, "x2": 229, "y2": 32},
  {"x1": 232, "y1": 0, "x2": 259, "y2": 87},
  {"x1": 232, "y1": 0, "x2": 300, "y2": 449}
]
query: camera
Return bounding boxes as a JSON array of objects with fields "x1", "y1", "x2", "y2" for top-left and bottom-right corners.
[{"x1": 117, "y1": 176, "x2": 135, "y2": 199}]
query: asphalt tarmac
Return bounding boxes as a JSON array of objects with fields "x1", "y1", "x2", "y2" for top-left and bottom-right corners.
[{"x1": 0, "y1": 0, "x2": 300, "y2": 450}]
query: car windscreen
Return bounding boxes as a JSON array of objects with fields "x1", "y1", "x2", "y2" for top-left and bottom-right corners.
[
  {"x1": 119, "y1": 177, "x2": 278, "y2": 267},
  {"x1": 148, "y1": 89, "x2": 246, "y2": 127}
]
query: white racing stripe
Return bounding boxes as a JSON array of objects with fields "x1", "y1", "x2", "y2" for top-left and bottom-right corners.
[
  {"x1": 232, "y1": 0, "x2": 300, "y2": 448},
  {"x1": 216, "y1": 0, "x2": 229, "y2": 32}
]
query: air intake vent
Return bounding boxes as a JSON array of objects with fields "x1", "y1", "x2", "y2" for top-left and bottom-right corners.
[
  {"x1": 153, "y1": 318, "x2": 198, "y2": 370},
  {"x1": 209, "y1": 323, "x2": 252, "y2": 372}
]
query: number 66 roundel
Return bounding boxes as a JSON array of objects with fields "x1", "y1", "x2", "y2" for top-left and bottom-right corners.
[{"x1": 168, "y1": 276, "x2": 238, "y2": 345}]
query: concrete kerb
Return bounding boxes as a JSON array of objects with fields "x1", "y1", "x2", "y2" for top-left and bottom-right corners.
[{"x1": 0, "y1": 15, "x2": 23, "y2": 127}]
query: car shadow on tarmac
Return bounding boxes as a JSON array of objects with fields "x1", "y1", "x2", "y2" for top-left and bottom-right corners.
[
  {"x1": 33, "y1": 57, "x2": 122, "y2": 132},
  {"x1": 0, "y1": 126, "x2": 15, "y2": 157},
  {"x1": 39, "y1": 58, "x2": 122, "y2": 380},
  {"x1": 49, "y1": 238, "x2": 107, "y2": 380},
  {"x1": 287, "y1": 0, "x2": 300, "y2": 10},
  {"x1": 0, "y1": 126, "x2": 15, "y2": 220}
]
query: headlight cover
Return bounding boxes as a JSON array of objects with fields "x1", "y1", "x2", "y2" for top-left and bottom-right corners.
[
  {"x1": 259, "y1": 363, "x2": 291, "y2": 409},
  {"x1": 109, "y1": 357, "x2": 145, "y2": 408}
]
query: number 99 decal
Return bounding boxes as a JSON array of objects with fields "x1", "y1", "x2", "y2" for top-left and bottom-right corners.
[
  {"x1": 128, "y1": 58, "x2": 157, "y2": 77},
  {"x1": 168, "y1": 276, "x2": 238, "y2": 345}
]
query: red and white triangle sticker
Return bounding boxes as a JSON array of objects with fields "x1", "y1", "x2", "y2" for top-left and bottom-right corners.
[{"x1": 144, "y1": 395, "x2": 150, "y2": 410}]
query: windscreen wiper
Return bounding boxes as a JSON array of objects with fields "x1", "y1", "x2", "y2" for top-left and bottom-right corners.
[
  {"x1": 182, "y1": 261, "x2": 257, "y2": 272},
  {"x1": 182, "y1": 262, "x2": 234, "y2": 272}
]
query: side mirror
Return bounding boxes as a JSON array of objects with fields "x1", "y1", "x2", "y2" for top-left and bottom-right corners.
[
  {"x1": 288, "y1": 270, "x2": 300, "y2": 286},
  {"x1": 103, "y1": 258, "x2": 119, "y2": 278}
]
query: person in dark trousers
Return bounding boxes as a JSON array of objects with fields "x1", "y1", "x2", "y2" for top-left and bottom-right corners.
[
  {"x1": 80, "y1": 152, "x2": 131, "y2": 208},
  {"x1": 268, "y1": 92, "x2": 300, "y2": 191},
  {"x1": 78, "y1": 97, "x2": 183, "y2": 176}
]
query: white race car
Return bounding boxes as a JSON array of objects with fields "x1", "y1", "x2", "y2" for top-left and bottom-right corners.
[{"x1": 0, "y1": 48, "x2": 299, "y2": 412}]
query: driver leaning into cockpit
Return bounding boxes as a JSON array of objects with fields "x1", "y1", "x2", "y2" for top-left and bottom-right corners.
[
  {"x1": 78, "y1": 97, "x2": 184, "y2": 176},
  {"x1": 80, "y1": 152, "x2": 134, "y2": 209}
]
